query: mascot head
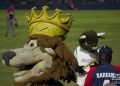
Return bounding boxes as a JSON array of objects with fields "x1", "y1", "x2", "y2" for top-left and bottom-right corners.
[
  {"x1": 2, "y1": 6, "x2": 77, "y2": 86},
  {"x1": 79, "y1": 30, "x2": 105, "y2": 52}
]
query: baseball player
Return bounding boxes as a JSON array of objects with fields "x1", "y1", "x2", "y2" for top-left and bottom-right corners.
[{"x1": 84, "y1": 45, "x2": 120, "y2": 86}]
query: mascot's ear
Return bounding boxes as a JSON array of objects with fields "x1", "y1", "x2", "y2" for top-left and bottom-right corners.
[
  {"x1": 45, "y1": 48, "x2": 55, "y2": 56},
  {"x1": 97, "y1": 32, "x2": 105, "y2": 39},
  {"x1": 49, "y1": 36, "x2": 77, "y2": 70},
  {"x1": 80, "y1": 35, "x2": 86, "y2": 39}
]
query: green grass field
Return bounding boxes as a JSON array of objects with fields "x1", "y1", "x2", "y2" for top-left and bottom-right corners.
[{"x1": 0, "y1": 9, "x2": 120, "y2": 86}]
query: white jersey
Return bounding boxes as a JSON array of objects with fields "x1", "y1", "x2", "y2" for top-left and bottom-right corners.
[
  {"x1": 74, "y1": 46, "x2": 96, "y2": 66},
  {"x1": 74, "y1": 46, "x2": 96, "y2": 86}
]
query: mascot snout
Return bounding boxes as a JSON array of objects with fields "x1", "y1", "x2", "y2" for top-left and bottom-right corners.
[
  {"x1": 2, "y1": 51, "x2": 16, "y2": 65},
  {"x1": 2, "y1": 43, "x2": 54, "y2": 83}
]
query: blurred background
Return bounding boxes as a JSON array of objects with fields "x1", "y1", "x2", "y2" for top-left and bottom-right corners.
[{"x1": 0, "y1": 0, "x2": 120, "y2": 10}]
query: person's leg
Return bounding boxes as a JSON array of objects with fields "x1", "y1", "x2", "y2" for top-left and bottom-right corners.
[
  {"x1": 5, "y1": 16, "x2": 10, "y2": 37},
  {"x1": 11, "y1": 19, "x2": 15, "y2": 37}
]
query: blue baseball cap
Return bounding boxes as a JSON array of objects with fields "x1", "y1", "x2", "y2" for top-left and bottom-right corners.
[{"x1": 99, "y1": 45, "x2": 113, "y2": 60}]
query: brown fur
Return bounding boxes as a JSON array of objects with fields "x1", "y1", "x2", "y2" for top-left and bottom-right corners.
[{"x1": 15, "y1": 34, "x2": 77, "y2": 85}]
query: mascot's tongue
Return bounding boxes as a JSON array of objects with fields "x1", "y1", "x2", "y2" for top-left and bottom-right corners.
[
  {"x1": 13, "y1": 64, "x2": 36, "y2": 79},
  {"x1": 14, "y1": 64, "x2": 35, "y2": 76},
  {"x1": 18, "y1": 64, "x2": 36, "y2": 70}
]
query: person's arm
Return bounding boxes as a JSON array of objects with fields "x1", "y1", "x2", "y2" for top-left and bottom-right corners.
[{"x1": 84, "y1": 67, "x2": 96, "y2": 86}]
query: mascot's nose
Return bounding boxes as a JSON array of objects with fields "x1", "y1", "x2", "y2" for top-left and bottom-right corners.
[{"x1": 2, "y1": 51, "x2": 16, "y2": 65}]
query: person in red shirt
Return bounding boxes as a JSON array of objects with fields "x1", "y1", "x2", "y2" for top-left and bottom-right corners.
[
  {"x1": 84, "y1": 45, "x2": 120, "y2": 86},
  {"x1": 67, "y1": 0, "x2": 75, "y2": 9},
  {"x1": 5, "y1": 4, "x2": 17, "y2": 37}
]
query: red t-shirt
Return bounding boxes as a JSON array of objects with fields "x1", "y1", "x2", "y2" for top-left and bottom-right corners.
[
  {"x1": 6, "y1": 8, "x2": 11, "y2": 13},
  {"x1": 6, "y1": 7, "x2": 14, "y2": 19}
]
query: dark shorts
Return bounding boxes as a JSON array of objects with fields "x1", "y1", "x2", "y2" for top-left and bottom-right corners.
[{"x1": 9, "y1": 14, "x2": 14, "y2": 19}]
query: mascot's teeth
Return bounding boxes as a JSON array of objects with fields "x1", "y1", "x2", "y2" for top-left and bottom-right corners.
[
  {"x1": 14, "y1": 71, "x2": 27, "y2": 77},
  {"x1": 38, "y1": 72, "x2": 44, "y2": 76}
]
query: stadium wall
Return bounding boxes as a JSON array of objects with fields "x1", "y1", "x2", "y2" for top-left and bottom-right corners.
[{"x1": 0, "y1": 1, "x2": 120, "y2": 10}]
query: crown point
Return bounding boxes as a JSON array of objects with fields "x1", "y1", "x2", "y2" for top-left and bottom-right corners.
[
  {"x1": 31, "y1": 7, "x2": 36, "y2": 13},
  {"x1": 42, "y1": 6, "x2": 49, "y2": 10},
  {"x1": 55, "y1": 8, "x2": 62, "y2": 13},
  {"x1": 52, "y1": 9, "x2": 62, "y2": 19},
  {"x1": 31, "y1": 7, "x2": 37, "y2": 14},
  {"x1": 31, "y1": 7, "x2": 39, "y2": 19},
  {"x1": 40, "y1": 6, "x2": 49, "y2": 19},
  {"x1": 31, "y1": 7, "x2": 37, "y2": 10}
]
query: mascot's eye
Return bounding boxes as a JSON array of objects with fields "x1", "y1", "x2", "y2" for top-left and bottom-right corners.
[{"x1": 30, "y1": 43, "x2": 34, "y2": 47}]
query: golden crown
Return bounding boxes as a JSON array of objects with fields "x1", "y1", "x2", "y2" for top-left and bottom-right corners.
[{"x1": 25, "y1": 6, "x2": 73, "y2": 37}]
